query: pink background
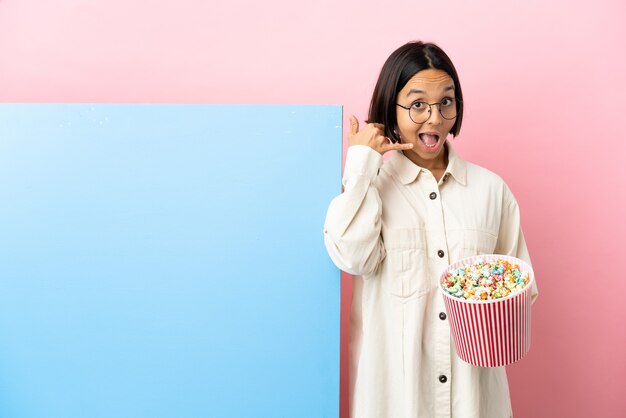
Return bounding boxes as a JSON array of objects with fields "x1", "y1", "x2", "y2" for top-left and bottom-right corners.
[{"x1": 2, "y1": 1, "x2": 625, "y2": 417}]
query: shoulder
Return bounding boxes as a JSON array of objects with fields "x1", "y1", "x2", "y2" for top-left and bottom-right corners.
[
  {"x1": 465, "y1": 161, "x2": 518, "y2": 206},
  {"x1": 377, "y1": 151, "x2": 408, "y2": 183},
  {"x1": 465, "y1": 160, "x2": 504, "y2": 184}
]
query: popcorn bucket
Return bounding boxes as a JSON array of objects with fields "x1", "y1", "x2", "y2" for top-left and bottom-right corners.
[{"x1": 440, "y1": 254, "x2": 534, "y2": 367}]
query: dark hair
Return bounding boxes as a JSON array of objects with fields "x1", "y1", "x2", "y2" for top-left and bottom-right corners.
[{"x1": 368, "y1": 41, "x2": 464, "y2": 142}]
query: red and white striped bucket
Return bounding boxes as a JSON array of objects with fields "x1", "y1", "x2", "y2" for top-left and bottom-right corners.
[{"x1": 440, "y1": 254, "x2": 534, "y2": 367}]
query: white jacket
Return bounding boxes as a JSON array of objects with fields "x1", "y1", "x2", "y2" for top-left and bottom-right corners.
[{"x1": 324, "y1": 143, "x2": 538, "y2": 418}]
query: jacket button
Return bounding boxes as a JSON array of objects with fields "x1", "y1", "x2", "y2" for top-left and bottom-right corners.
[
  {"x1": 438, "y1": 250, "x2": 445, "y2": 258},
  {"x1": 439, "y1": 375, "x2": 447, "y2": 383},
  {"x1": 429, "y1": 192, "x2": 437, "y2": 200},
  {"x1": 439, "y1": 312, "x2": 447, "y2": 320}
]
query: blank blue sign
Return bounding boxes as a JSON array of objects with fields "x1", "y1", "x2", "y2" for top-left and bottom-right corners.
[{"x1": 0, "y1": 104, "x2": 341, "y2": 418}]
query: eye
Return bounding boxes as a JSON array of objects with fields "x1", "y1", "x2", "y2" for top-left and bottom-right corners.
[
  {"x1": 441, "y1": 97, "x2": 455, "y2": 107},
  {"x1": 410, "y1": 101, "x2": 426, "y2": 110}
]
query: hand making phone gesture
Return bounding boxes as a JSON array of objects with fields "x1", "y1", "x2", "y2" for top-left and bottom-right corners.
[{"x1": 348, "y1": 115, "x2": 413, "y2": 155}]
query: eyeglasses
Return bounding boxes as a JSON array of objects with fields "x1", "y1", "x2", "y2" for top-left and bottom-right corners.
[{"x1": 396, "y1": 98, "x2": 460, "y2": 124}]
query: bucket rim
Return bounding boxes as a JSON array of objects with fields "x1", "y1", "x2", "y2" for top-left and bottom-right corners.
[{"x1": 439, "y1": 254, "x2": 534, "y2": 305}]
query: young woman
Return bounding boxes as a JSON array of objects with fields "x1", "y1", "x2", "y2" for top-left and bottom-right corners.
[{"x1": 324, "y1": 41, "x2": 538, "y2": 417}]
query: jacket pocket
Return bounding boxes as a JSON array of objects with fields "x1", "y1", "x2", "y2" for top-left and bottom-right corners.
[
  {"x1": 381, "y1": 229, "x2": 430, "y2": 298},
  {"x1": 459, "y1": 229, "x2": 498, "y2": 259}
]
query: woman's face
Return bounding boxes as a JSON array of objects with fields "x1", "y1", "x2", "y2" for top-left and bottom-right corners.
[{"x1": 396, "y1": 68, "x2": 457, "y2": 168}]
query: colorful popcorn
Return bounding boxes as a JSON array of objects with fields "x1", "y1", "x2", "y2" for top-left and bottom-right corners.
[{"x1": 441, "y1": 257, "x2": 530, "y2": 301}]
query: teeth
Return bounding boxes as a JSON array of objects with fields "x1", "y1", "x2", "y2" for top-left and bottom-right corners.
[{"x1": 419, "y1": 133, "x2": 439, "y2": 147}]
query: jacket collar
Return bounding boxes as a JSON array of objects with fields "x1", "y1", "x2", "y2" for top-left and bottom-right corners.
[{"x1": 388, "y1": 141, "x2": 467, "y2": 186}]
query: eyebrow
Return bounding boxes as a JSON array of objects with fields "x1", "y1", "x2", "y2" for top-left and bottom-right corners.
[{"x1": 406, "y1": 85, "x2": 455, "y2": 97}]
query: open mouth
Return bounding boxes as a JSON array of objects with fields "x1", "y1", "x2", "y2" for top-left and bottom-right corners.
[{"x1": 419, "y1": 133, "x2": 440, "y2": 149}]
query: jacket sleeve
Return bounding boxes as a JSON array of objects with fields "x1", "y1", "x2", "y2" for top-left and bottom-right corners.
[
  {"x1": 495, "y1": 184, "x2": 539, "y2": 304},
  {"x1": 323, "y1": 145, "x2": 386, "y2": 276}
]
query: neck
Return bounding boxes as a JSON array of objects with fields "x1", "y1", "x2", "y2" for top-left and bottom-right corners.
[{"x1": 403, "y1": 144, "x2": 449, "y2": 171}]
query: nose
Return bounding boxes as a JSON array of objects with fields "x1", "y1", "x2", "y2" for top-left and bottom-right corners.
[{"x1": 426, "y1": 104, "x2": 443, "y2": 124}]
